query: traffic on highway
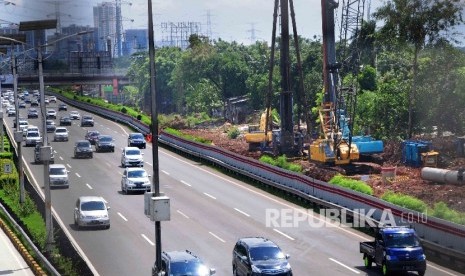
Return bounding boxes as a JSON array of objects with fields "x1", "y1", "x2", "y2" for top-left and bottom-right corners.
[{"x1": 2, "y1": 90, "x2": 461, "y2": 275}]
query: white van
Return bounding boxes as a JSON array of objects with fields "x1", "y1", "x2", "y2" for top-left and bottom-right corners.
[{"x1": 49, "y1": 164, "x2": 69, "y2": 188}]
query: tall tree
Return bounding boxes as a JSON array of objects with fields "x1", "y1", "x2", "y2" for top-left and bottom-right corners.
[{"x1": 374, "y1": 0, "x2": 464, "y2": 138}]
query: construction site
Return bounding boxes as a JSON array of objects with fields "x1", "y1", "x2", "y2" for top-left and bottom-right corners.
[{"x1": 177, "y1": 0, "x2": 465, "y2": 215}]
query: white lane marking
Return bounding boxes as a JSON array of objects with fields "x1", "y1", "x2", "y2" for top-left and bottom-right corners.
[
  {"x1": 208, "y1": 232, "x2": 226, "y2": 243},
  {"x1": 273, "y1": 229, "x2": 295, "y2": 241},
  {"x1": 141, "y1": 234, "x2": 155, "y2": 246},
  {"x1": 105, "y1": 162, "x2": 111, "y2": 168},
  {"x1": 53, "y1": 150, "x2": 57, "y2": 153},
  {"x1": 177, "y1": 210, "x2": 189, "y2": 219},
  {"x1": 106, "y1": 127, "x2": 111, "y2": 130},
  {"x1": 113, "y1": 130, "x2": 118, "y2": 134},
  {"x1": 181, "y1": 180, "x2": 191, "y2": 187},
  {"x1": 118, "y1": 171, "x2": 123, "y2": 176},
  {"x1": 203, "y1": 192, "x2": 216, "y2": 200},
  {"x1": 59, "y1": 156, "x2": 63, "y2": 160},
  {"x1": 102, "y1": 198, "x2": 108, "y2": 204},
  {"x1": 117, "y1": 212, "x2": 128, "y2": 222},
  {"x1": 428, "y1": 264, "x2": 459, "y2": 276},
  {"x1": 234, "y1": 208, "x2": 250, "y2": 217},
  {"x1": 161, "y1": 150, "x2": 369, "y2": 240},
  {"x1": 145, "y1": 162, "x2": 152, "y2": 166},
  {"x1": 161, "y1": 170, "x2": 170, "y2": 175},
  {"x1": 66, "y1": 163, "x2": 72, "y2": 168},
  {"x1": 75, "y1": 173, "x2": 81, "y2": 178},
  {"x1": 109, "y1": 121, "x2": 129, "y2": 136},
  {"x1": 329, "y1": 258, "x2": 360, "y2": 274},
  {"x1": 86, "y1": 183, "x2": 93, "y2": 190},
  {"x1": 19, "y1": 153, "x2": 101, "y2": 275}
]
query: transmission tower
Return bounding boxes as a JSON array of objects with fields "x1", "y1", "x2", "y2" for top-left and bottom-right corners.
[
  {"x1": 45, "y1": 0, "x2": 71, "y2": 34},
  {"x1": 247, "y1": 23, "x2": 260, "y2": 44},
  {"x1": 205, "y1": 10, "x2": 213, "y2": 41}
]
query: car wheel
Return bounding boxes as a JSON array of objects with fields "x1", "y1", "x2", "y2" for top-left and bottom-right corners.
[
  {"x1": 233, "y1": 266, "x2": 239, "y2": 276},
  {"x1": 106, "y1": 225, "x2": 110, "y2": 229},
  {"x1": 363, "y1": 254, "x2": 372, "y2": 269}
]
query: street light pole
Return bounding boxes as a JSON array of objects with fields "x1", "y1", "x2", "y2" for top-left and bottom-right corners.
[
  {"x1": 148, "y1": 0, "x2": 162, "y2": 274},
  {"x1": 12, "y1": 49, "x2": 25, "y2": 204}
]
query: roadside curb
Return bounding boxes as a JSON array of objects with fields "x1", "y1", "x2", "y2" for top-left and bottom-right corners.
[{"x1": 0, "y1": 217, "x2": 47, "y2": 276}]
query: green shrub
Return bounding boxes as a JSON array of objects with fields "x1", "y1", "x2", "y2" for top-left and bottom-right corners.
[
  {"x1": 86, "y1": 99, "x2": 91, "y2": 103},
  {"x1": 329, "y1": 174, "x2": 373, "y2": 195},
  {"x1": 259, "y1": 155, "x2": 302, "y2": 173},
  {"x1": 227, "y1": 127, "x2": 240, "y2": 139},
  {"x1": 137, "y1": 114, "x2": 142, "y2": 120},
  {"x1": 0, "y1": 152, "x2": 13, "y2": 159},
  {"x1": 431, "y1": 202, "x2": 465, "y2": 225},
  {"x1": 73, "y1": 95, "x2": 78, "y2": 100},
  {"x1": 121, "y1": 107, "x2": 127, "y2": 114},
  {"x1": 381, "y1": 191, "x2": 427, "y2": 212}
]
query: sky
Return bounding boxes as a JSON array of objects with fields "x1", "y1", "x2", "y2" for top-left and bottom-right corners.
[
  {"x1": 1, "y1": 0, "x2": 465, "y2": 45},
  {"x1": 0, "y1": 0, "x2": 365, "y2": 45}
]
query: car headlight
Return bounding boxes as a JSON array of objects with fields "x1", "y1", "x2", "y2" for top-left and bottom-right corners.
[
  {"x1": 418, "y1": 254, "x2": 426, "y2": 261},
  {"x1": 285, "y1": 262, "x2": 291, "y2": 270},
  {"x1": 386, "y1": 255, "x2": 397, "y2": 261},
  {"x1": 251, "y1": 265, "x2": 261, "y2": 273}
]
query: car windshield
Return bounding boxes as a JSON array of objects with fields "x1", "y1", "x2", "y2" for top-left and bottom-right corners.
[
  {"x1": 100, "y1": 137, "x2": 112, "y2": 142},
  {"x1": 131, "y1": 134, "x2": 144, "y2": 139},
  {"x1": 81, "y1": 201, "x2": 105, "y2": 211},
  {"x1": 50, "y1": 168, "x2": 66, "y2": 175},
  {"x1": 27, "y1": 132, "x2": 39, "y2": 137},
  {"x1": 77, "y1": 142, "x2": 90, "y2": 147},
  {"x1": 56, "y1": 129, "x2": 67, "y2": 133},
  {"x1": 170, "y1": 261, "x2": 208, "y2": 276},
  {"x1": 385, "y1": 233, "x2": 421, "y2": 248},
  {"x1": 128, "y1": 170, "x2": 147, "y2": 178},
  {"x1": 127, "y1": 150, "x2": 140, "y2": 155},
  {"x1": 249, "y1": 247, "x2": 285, "y2": 261}
]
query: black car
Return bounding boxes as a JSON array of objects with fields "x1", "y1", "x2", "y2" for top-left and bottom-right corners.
[
  {"x1": 84, "y1": 130, "x2": 100, "y2": 145},
  {"x1": 128, "y1": 132, "x2": 146, "y2": 149},
  {"x1": 95, "y1": 135, "x2": 115, "y2": 152},
  {"x1": 80, "y1": 115, "x2": 94, "y2": 127},
  {"x1": 74, "y1": 140, "x2": 93, "y2": 158},
  {"x1": 232, "y1": 237, "x2": 292, "y2": 276},
  {"x1": 58, "y1": 103, "x2": 67, "y2": 111},
  {"x1": 159, "y1": 250, "x2": 216, "y2": 276},
  {"x1": 46, "y1": 120, "x2": 56, "y2": 133},
  {"x1": 27, "y1": 108, "x2": 39, "y2": 119},
  {"x1": 59, "y1": 116, "x2": 72, "y2": 126}
]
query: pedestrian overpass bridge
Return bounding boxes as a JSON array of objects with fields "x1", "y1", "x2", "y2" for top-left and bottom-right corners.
[{"x1": 15, "y1": 71, "x2": 131, "y2": 86}]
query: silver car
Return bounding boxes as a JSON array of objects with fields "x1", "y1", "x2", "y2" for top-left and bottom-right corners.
[
  {"x1": 49, "y1": 164, "x2": 69, "y2": 188},
  {"x1": 121, "y1": 168, "x2": 151, "y2": 194},
  {"x1": 74, "y1": 196, "x2": 110, "y2": 229},
  {"x1": 54, "y1": 127, "x2": 69, "y2": 142}
]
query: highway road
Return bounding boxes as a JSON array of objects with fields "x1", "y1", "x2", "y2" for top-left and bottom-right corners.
[{"x1": 4, "y1": 99, "x2": 463, "y2": 276}]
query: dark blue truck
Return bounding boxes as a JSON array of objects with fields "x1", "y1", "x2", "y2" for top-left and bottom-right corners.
[{"x1": 360, "y1": 226, "x2": 427, "y2": 276}]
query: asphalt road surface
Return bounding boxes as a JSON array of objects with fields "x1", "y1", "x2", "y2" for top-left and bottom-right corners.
[{"x1": 3, "y1": 99, "x2": 463, "y2": 276}]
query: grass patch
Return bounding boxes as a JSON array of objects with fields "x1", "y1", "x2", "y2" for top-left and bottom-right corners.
[
  {"x1": 430, "y1": 202, "x2": 465, "y2": 225},
  {"x1": 259, "y1": 155, "x2": 302, "y2": 173},
  {"x1": 381, "y1": 191, "x2": 427, "y2": 212},
  {"x1": 328, "y1": 174, "x2": 373, "y2": 195},
  {"x1": 164, "y1": 128, "x2": 212, "y2": 144}
]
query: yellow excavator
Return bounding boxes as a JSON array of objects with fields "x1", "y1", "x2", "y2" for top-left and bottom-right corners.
[{"x1": 244, "y1": 108, "x2": 277, "y2": 151}]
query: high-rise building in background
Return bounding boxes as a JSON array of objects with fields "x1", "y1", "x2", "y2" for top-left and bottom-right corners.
[
  {"x1": 123, "y1": 29, "x2": 148, "y2": 55},
  {"x1": 93, "y1": 2, "x2": 117, "y2": 55}
]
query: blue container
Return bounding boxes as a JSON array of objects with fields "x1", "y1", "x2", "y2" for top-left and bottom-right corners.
[{"x1": 402, "y1": 141, "x2": 432, "y2": 167}]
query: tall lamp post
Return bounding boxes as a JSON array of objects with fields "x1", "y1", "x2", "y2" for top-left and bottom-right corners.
[{"x1": 0, "y1": 33, "x2": 27, "y2": 203}]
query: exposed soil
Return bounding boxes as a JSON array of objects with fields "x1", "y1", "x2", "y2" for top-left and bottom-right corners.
[{"x1": 180, "y1": 123, "x2": 465, "y2": 213}]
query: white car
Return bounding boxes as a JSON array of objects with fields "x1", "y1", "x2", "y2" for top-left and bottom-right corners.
[
  {"x1": 121, "y1": 168, "x2": 151, "y2": 194},
  {"x1": 49, "y1": 96, "x2": 57, "y2": 103},
  {"x1": 69, "y1": 111, "x2": 81, "y2": 120},
  {"x1": 74, "y1": 196, "x2": 110, "y2": 229},
  {"x1": 54, "y1": 127, "x2": 69, "y2": 142},
  {"x1": 46, "y1": 109, "x2": 57, "y2": 119},
  {"x1": 7, "y1": 106, "x2": 16, "y2": 117},
  {"x1": 25, "y1": 131, "x2": 41, "y2": 147},
  {"x1": 121, "y1": 147, "x2": 144, "y2": 167}
]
